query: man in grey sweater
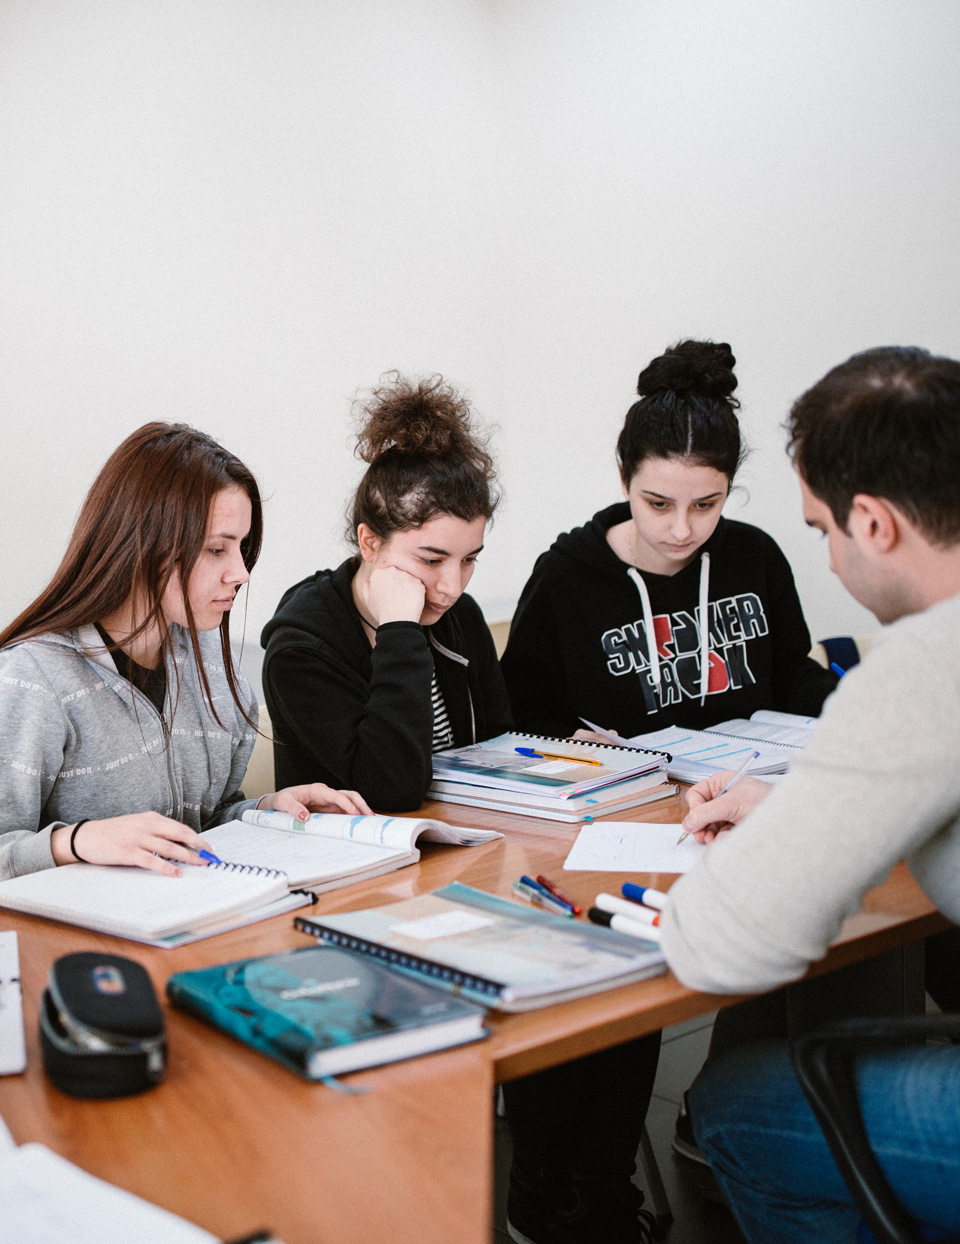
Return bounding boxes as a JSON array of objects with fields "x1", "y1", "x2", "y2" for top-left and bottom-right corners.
[{"x1": 658, "y1": 347, "x2": 960, "y2": 1242}]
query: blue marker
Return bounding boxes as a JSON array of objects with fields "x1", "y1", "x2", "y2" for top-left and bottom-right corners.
[
  {"x1": 830, "y1": 662, "x2": 846, "y2": 678},
  {"x1": 621, "y1": 882, "x2": 667, "y2": 912},
  {"x1": 198, "y1": 848, "x2": 223, "y2": 865},
  {"x1": 520, "y1": 874, "x2": 573, "y2": 911}
]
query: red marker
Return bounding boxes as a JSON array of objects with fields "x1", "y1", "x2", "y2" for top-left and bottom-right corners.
[{"x1": 536, "y1": 874, "x2": 582, "y2": 915}]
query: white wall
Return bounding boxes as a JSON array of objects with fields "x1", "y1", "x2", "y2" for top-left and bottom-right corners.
[
  {"x1": 2, "y1": 0, "x2": 959, "y2": 670},
  {"x1": 489, "y1": 0, "x2": 960, "y2": 639}
]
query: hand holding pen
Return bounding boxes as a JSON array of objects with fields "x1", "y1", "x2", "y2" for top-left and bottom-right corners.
[{"x1": 678, "y1": 753, "x2": 771, "y2": 844}]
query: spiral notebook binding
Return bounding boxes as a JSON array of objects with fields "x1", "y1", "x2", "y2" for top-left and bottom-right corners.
[
  {"x1": 704, "y1": 732, "x2": 799, "y2": 752},
  {"x1": 209, "y1": 860, "x2": 288, "y2": 881},
  {"x1": 516, "y1": 732, "x2": 672, "y2": 764},
  {"x1": 294, "y1": 917, "x2": 503, "y2": 999}
]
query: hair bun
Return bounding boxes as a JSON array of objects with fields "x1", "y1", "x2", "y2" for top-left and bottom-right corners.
[
  {"x1": 636, "y1": 340, "x2": 738, "y2": 401},
  {"x1": 356, "y1": 372, "x2": 476, "y2": 464}
]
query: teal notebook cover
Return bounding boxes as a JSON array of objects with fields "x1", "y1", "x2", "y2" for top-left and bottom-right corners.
[{"x1": 167, "y1": 945, "x2": 487, "y2": 1079}]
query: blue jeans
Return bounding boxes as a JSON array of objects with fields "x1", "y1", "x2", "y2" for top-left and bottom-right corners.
[{"x1": 689, "y1": 1039, "x2": 960, "y2": 1244}]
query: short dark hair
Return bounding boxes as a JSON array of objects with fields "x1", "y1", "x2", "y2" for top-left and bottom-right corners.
[
  {"x1": 786, "y1": 347, "x2": 960, "y2": 545},
  {"x1": 617, "y1": 340, "x2": 746, "y2": 484},
  {"x1": 349, "y1": 372, "x2": 498, "y2": 543}
]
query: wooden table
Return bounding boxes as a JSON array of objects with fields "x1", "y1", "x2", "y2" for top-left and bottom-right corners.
[
  {"x1": 2, "y1": 913, "x2": 492, "y2": 1244},
  {"x1": 0, "y1": 790, "x2": 948, "y2": 1242}
]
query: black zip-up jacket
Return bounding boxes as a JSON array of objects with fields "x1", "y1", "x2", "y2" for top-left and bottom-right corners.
[
  {"x1": 500, "y1": 503, "x2": 838, "y2": 739},
  {"x1": 261, "y1": 558, "x2": 513, "y2": 811}
]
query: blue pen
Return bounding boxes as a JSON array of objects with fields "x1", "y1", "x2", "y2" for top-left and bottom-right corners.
[
  {"x1": 520, "y1": 874, "x2": 574, "y2": 911},
  {"x1": 622, "y1": 882, "x2": 667, "y2": 912},
  {"x1": 830, "y1": 662, "x2": 846, "y2": 677},
  {"x1": 515, "y1": 746, "x2": 603, "y2": 767},
  {"x1": 512, "y1": 881, "x2": 573, "y2": 917},
  {"x1": 198, "y1": 848, "x2": 223, "y2": 865}
]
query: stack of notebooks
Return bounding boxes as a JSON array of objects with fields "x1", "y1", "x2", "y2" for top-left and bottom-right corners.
[
  {"x1": 166, "y1": 882, "x2": 665, "y2": 1078},
  {"x1": 0, "y1": 810, "x2": 501, "y2": 947},
  {"x1": 627, "y1": 710, "x2": 816, "y2": 782},
  {"x1": 430, "y1": 732, "x2": 674, "y2": 822}
]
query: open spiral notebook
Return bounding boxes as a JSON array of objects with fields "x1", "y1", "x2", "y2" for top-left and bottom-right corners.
[
  {"x1": 627, "y1": 711, "x2": 816, "y2": 781},
  {"x1": 0, "y1": 811, "x2": 501, "y2": 948}
]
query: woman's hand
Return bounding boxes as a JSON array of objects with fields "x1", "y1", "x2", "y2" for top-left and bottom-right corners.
[
  {"x1": 358, "y1": 565, "x2": 425, "y2": 627},
  {"x1": 680, "y1": 772, "x2": 771, "y2": 843},
  {"x1": 261, "y1": 784, "x2": 373, "y2": 821},
  {"x1": 572, "y1": 727, "x2": 624, "y2": 746},
  {"x1": 50, "y1": 814, "x2": 206, "y2": 876}
]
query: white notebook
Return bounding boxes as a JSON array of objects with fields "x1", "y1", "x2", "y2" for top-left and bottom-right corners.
[{"x1": 0, "y1": 859, "x2": 301, "y2": 948}]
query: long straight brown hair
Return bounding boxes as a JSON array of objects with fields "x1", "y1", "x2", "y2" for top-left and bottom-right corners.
[{"x1": 0, "y1": 422, "x2": 263, "y2": 726}]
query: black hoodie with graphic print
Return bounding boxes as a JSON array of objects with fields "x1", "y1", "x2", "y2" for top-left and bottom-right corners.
[
  {"x1": 261, "y1": 557, "x2": 513, "y2": 812},
  {"x1": 500, "y1": 503, "x2": 837, "y2": 739}
]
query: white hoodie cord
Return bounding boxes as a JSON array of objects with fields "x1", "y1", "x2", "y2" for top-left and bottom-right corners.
[
  {"x1": 628, "y1": 553, "x2": 711, "y2": 704},
  {"x1": 698, "y1": 551, "x2": 711, "y2": 705},
  {"x1": 627, "y1": 568, "x2": 660, "y2": 692}
]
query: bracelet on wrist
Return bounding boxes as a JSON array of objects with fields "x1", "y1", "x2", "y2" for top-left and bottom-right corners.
[{"x1": 69, "y1": 819, "x2": 91, "y2": 863}]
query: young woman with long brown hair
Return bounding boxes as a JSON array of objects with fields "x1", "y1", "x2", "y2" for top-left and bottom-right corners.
[{"x1": 0, "y1": 422, "x2": 368, "y2": 881}]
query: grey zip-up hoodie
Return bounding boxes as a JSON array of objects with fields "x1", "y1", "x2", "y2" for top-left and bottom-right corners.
[{"x1": 0, "y1": 624, "x2": 259, "y2": 880}]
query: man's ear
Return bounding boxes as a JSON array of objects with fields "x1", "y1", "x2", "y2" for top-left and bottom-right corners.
[
  {"x1": 847, "y1": 494, "x2": 900, "y2": 555},
  {"x1": 356, "y1": 523, "x2": 382, "y2": 564}
]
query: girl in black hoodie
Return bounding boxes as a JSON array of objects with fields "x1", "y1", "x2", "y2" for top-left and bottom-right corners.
[
  {"x1": 263, "y1": 375, "x2": 664, "y2": 1244},
  {"x1": 261, "y1": 374, "x2": 513, "y2": 811},
  {"x1": 500, "y1": 342, "x2": 837, "y2": 1230},
  {"x1": 501, "y1": 341, "x2": 837, "y2": 741}
]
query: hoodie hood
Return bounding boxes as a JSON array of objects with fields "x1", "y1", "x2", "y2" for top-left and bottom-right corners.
[
  {"x1": 260, "y1": 561, "x2": 367, "y2": 662},
  {"x1": 549, "y1": 502, "x2": 724, "y2": 704},
  {"x1": 260, "y1": 558, "x2": 472, "y2": 669},
  {"x1": 501, "y1": 504, "x2": 836, "y2": 739},
  {"x1": 549, "y1": 501, "x2": 729, "y2": 587}
]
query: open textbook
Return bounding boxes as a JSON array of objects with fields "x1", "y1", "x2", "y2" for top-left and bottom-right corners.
[
  {"x1": 627, "y1": 710, "x2": 817, "y2": 782},
  {"x1": 0, "y1": 812, "x2": 500, "y2": 948},
  {"x1": 204, "y1": 809, "x2": 502, "y2": 889}
]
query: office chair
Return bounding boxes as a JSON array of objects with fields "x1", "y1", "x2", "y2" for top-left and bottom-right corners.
[{"x1": 791, "y1": 1015, "x2": 960, "y2": 1244}]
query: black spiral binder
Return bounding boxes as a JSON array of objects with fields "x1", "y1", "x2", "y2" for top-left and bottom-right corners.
[
  {"x1": 209, "y1": 860, "x2": 288, "y2": 882},
  {"x1": 294, "y1": 916, "x2": 503, "y2": 1000},
  {"x1": 518, "y1": 731, "x2": 672, "y2": 765}
]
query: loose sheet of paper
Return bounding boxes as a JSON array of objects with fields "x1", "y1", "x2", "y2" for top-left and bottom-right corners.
[
  {"x1": 0, "y1": 1143, "x2": 219, "y2": 1244},
  {"x1": 563, "y1": 822, "x2": 706, "y2": 874}
]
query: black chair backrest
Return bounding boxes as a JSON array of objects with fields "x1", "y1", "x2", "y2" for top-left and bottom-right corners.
[{"x1": 791, "y1": 1015, "x2": 960, "y2": 1244}]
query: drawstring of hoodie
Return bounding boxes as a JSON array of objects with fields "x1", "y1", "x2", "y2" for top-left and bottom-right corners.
[{"x1": 628, "y1": 551, "x2": 711, "y2": 706}]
